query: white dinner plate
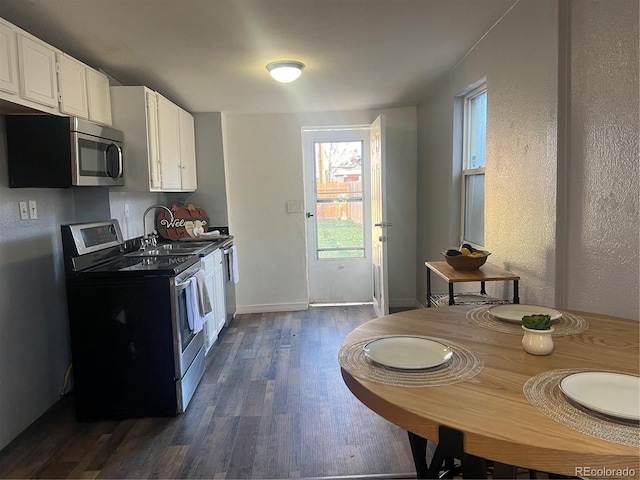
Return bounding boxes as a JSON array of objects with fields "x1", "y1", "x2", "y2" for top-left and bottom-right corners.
[
  {"x1": 488, "y1": 304, "x2": 562, "y2": 324},
  {"x1": 363, "y1": 336, "x2": 452, "y2": 370},
  {"x1": 559, "y1": 372, "x2": 640, "y2": 421}
]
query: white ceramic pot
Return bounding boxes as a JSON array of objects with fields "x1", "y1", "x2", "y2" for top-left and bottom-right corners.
[{"x1": 521, "y1": 325, "x2": 555, "y2": 355}]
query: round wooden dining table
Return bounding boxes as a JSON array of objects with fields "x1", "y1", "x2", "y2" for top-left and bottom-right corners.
[{"x1": 339, "y1": 305, "x2": 639, "y2": 478}]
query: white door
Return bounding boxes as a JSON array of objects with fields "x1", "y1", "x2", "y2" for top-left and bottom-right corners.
[
  {"x1": 145, "y1": 90, "x2": 162, "y2": 190},
  {"x1": 371, "y1": 115, "x2": 388, "y2": 317},
  {"x1": 56, "y1": 53, "x2": 88, "y2": 118},
  {"x1": 17, "y1": 34, "x2": 57, "y2": 108},
  {"x1": 303, "y1": 126, "x2": 372, "y2": 304},
  {"x1": 86, "y1": 68, "x2": 112, "y2": 125},
  {"x1": 156, "y1": 94, "x2": 182, "y2": 191},
  {"x1": 0, "y1": 21, "x2": 19, "y2": 95},
  {"x1": 178, "y1": 108, "x2": 197, "y2": 191}
]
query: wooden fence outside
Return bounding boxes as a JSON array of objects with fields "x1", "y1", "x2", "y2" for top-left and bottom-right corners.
[{"x1": 315, "y1": 180, "x2": 363, "y2": 224}]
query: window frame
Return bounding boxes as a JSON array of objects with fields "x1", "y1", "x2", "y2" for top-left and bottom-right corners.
[{"x1": 460, "y1": 83, "x2": 487, "y2": 248}]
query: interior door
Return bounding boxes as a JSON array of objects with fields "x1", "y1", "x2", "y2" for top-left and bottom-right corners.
[
  {"x1": 304, "y1": 127, "x2": 372, "y2": 304},
  {"x1": 370, "y1": 115, "x2": 388, "y2": 317}
]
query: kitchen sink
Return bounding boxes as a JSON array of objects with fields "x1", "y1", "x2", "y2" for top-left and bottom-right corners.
[{"x1": 125, "y1": 242, "x2": 211, "y2": 257}]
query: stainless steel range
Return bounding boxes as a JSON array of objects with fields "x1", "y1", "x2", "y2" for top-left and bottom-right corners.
[{"x1": 61, "y1": 219, "x2": 220, "y2": 421}]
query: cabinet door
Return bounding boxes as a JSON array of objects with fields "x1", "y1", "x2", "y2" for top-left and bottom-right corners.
[
  {"x1": 86, "y1": 68, "x2": 112, "y2": 125},
  {"x1": 203, "y1": 269, "x2": 217, "y2": 353},
  {"x1": 178, "y1": 108, "x2": 197, "y2": 191},
  {"x1": 0, "y1": 21, "x2": 19, "y2": 95},
  {"x1": 156, "y1": 95, "x2": 182, "y2": 191},
  {"x1": 17, "y1": 34, "x2": 57, "y2": 108},
  {"x1": 56, "y1": 53, "x2": 88, "y2": 118},
  {"x1": 213, "y1": 259, "x2": 226, "y2": 333},
  {"x1": 145, "y1": 91, "x2": 162, "y2": 190}
]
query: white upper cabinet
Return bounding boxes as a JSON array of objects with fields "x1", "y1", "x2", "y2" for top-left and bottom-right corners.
[
  {"x1": 110, "y1": 86, "x2": 198, "y2": 193},
  {"x1": 17, "y1": 33, "x2": 58, "y2": 109},
  {"x1": 0, "y1": 20, "x2": 19, "y2": 95},
  {"x1": 86, "y1": 68, "x2": 112, "y2": 125},
  {"x1": 0, "y1": 17, "x2": 112, "y2": 123},
  {"x1": 145, "y1": 88, "x2": 162, "y2": 190},
  {"x1": 56, "y1": 53, "x2": 88, "y2": 117},
  {"x1": 178, "y1": 107, "x2": 197, "y2": 191},
  {"x1": 57, "y1": 53, "x2": 113, "y2": 124},
  {"x1": 156, "y1": 94, "x2": 182, "y2": 191}
]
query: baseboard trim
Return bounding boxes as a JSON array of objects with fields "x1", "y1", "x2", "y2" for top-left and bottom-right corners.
[
  {"x1": 235, "y1": 302, "x2": 309, "y2": 314},
  {"x1": 389, "y1": 298, "x2": 421, "y2": 308}
]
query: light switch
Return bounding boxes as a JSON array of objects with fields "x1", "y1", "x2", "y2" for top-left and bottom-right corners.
[
  {"x1": 28, "y1": 200, "x2": 37, "y2": 219},
  {"x1": 286, "y1": 200, "x2": 303, "y2": 213},
  {"x1": 19, "y1": 201, "x2": 28, "y2": 220}
]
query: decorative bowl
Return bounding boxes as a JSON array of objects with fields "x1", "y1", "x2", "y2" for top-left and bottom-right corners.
[{"x1": 441, "y1": 251, "x2": 491, "y2": 270}]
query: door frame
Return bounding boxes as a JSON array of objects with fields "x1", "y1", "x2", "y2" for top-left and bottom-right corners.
[{"x1": 302, "y1": 125, "x2": 372, "y2": 304}]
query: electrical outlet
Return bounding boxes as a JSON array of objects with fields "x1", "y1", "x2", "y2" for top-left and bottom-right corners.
[
  {"x1": 28, "y1": 200, "x2": 37, "y2": 219},
  {"x1": 19, "y1": 201, "x2": 28, "y2": 220}
]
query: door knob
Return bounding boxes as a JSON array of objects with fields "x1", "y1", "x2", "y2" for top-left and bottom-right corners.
[{"x1": 306, "y1": 212, "x2": 314, "y2": 218}]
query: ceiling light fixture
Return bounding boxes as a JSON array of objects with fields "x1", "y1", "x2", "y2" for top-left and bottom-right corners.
[{"x1": 266, "y1": 61, "x2": 305, "y2": 83}]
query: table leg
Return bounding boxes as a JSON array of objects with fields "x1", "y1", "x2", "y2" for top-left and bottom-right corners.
[
  {"x1": 448, "y1": 283, "x2": 455, "y2": 306},
  {"x1": 424, "y1": 426, "x2": 487, "y2": 479},
  {"x1": 480, "y1": 281, "x2": 486, "y2": 295},
  {"x1": 426, "y1": 268, "x2": 432, "y2": 307},
  {"x1": 513, "y1": 280, "x2": 519, "y2": 304},
  {"x1": 407, "y1": 431, "x2": 428, "y2": 478}
]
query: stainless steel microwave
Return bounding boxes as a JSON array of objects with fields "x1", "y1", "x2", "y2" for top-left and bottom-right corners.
[{"x1": 6, "y1": 115, "x2": 124, "y2": 188}]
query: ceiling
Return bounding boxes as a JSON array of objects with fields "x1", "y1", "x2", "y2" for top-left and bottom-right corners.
[{"x1": 0, "y1": 0, "x2": 516, "y2": 114}]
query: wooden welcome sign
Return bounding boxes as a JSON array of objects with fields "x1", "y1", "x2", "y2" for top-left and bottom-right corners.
[{"x1": 156, "y1": 203, "x2": 209, "y2": 240}]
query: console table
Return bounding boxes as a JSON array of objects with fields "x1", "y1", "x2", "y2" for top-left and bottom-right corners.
[{"x1": 425, "y1": 261, "x2": 520, "y2": 307}]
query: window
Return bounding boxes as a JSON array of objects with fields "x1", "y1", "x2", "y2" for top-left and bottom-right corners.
[
  {"x1": 313, "y1": 140, "x2": 365, "y2": 258},
  {"x1": 461, "y1": 84, "x2": 486, "y2": 246}
]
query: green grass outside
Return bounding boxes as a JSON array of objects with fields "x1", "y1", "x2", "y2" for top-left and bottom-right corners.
[{"x1": 317, "y1": 218, "x2": 364, "y2": 258}]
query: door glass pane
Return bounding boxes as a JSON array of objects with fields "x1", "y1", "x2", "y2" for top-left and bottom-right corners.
[
  {"x1": 464, "y1": 173, "x2": 485, "y2": 245},
  {"x1": 314, "y1": 141, "x2": 364, "y2": 259}
]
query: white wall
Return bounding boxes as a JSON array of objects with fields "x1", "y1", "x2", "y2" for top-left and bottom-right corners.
[
  {"x1": 416, "y1": 0, "x2": 639, "y2": 320},
  {"x1": 223, "y1": 108, "x2": 417, "y2": 313}
]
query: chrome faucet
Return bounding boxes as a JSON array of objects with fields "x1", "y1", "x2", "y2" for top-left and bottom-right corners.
[{"x1": 141, "y1": 205, "x2": 174, "y2": 250}]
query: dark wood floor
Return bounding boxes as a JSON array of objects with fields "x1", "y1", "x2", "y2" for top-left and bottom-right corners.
[{"x1": 0, "y1": 306, "x2": 416, "y2": 479}]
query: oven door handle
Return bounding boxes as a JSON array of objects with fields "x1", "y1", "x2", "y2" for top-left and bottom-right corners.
[{"x1": 175, "y1": 278, "x2": 192, "y2": 291}]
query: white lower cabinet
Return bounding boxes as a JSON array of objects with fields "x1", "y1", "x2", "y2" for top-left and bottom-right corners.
[{"x1": 202, "y1": 248, "x2": 226, "y2": 354}]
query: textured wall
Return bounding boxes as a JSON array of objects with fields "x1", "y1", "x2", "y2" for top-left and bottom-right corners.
[
  {"x1": 416, "y1": 0, "x2": 559, "y2": 304},
  {"x1": 416, "y1": 0, "x2": 639, "y2": 319},
  {"x1": 0, "y1": 116, "x2": 76, "y2": 450},
  {"x1": 564, "y1": 0, "x2": 639, "y2": 318}
]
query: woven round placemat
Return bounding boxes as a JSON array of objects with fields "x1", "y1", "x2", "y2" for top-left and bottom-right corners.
[
  {"x1": 338, "y1": 335, "x2": 483, "y2": 388},
  {"x1": 523, "y1": 368, "x2": 639, "y2": 447},
  {"x1": 466, "y1": 306, "x2": 589, "y2": 336}
]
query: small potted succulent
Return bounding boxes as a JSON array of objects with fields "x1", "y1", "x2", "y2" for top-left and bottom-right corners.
[{"x1": 521, "y1": 314, "x2": 555, "y2": 355}]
